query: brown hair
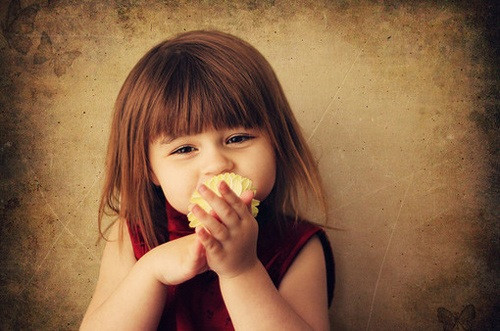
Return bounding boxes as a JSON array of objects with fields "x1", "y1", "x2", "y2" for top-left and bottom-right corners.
[{"x1": 99, "y1": 30, "x2": 327, "y2": 249}]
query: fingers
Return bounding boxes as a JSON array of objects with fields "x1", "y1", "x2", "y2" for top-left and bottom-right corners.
[
  {"x1": 191, "y1": 204, "x2": 229, "y2": 241},
  {"x1": 239, "y1": 189, "x2": 255, "y2": 207},
  {"x1": 192, "y1": 181, "x2": 255, "y2": 238},
  {"x1": 198, "y1": 183, "x2": 246, "y2": 227},
  {"x1": 196, "y1": 225, "x2": 223, "y2": 255},
  {"x1": 215, "y1": 181, "x2": 255, "y2": 218},
  {"x1": 190, "y1": 235, "x2": 205, "y2": 258},
  {"x1": 188, "y1": 236, "x2": 208, "y2": 273}
]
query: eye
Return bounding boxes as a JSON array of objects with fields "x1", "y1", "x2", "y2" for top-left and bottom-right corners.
[
  {"x1": 171, "y1": 145, "x2": 196, "y2": 155},
  {"x1": 226, "y1": 134, "x2": 254, "y2": 144}
]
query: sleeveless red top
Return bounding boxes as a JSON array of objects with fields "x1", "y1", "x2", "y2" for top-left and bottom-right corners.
[{"x1": 129, "y1": 202, "x2": 335, "y2": 330}]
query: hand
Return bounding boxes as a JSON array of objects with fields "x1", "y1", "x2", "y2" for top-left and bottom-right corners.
[
  {"x1": 145, "y1": 233, "x2": 208, "y2": 285},
  {"x1": 192, "y1": 181, "x2": 259, "y2": 279}
]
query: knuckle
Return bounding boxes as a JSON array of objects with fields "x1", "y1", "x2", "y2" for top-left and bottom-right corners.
[
  {"x1": 219, "y1": 205, "x2": 235, "y2": 219},
  {"x1": 211, "y1": 224, "x2": 229, "y2": 241}
]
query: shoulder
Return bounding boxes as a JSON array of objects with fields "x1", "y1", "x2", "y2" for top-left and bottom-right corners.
[
  {"x1": 102, "y1": 220, "x2": 137, "y2": 265},
  {"x1": 98, "y1": 220, "x2": 137, "y2": 283},
  {"x1": 83, "y1": 220, "x2": 137, "y2": 318},
  {"x1": 277, "y1": 232, "x2": 331, "y2": 330},
  {"x1": 280, "y1": 235, "x2": 326, "y2": 293},
  {"x1": 258, "y1": 219, "x2": 335, "y2": 306}
]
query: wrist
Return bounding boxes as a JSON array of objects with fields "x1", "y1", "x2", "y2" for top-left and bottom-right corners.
[{"x1": 218, "y1": 259, "x2": 265, "y2": 283}]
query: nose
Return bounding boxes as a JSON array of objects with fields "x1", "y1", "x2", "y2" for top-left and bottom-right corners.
[{"x1": 202, "y1": 147, "x2": 234, "y2": 177}]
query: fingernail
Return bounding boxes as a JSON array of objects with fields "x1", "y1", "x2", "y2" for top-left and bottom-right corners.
[{"x1": 198, "y1": 184, "x2": 207, "y2": 193}]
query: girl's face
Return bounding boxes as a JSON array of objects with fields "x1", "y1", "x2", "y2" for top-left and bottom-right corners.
[{"x1": 149, "y1": 127, "x2": 276, "y2": 215}]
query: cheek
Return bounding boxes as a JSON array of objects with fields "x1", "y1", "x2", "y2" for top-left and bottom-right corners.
[
  {"x1": 161, "y1": 184, "x2": 191, "y2": 214},
  {"x1": 254, "y1": 152, "x2": 276, "y2": 201},
  {"x1": 255, "y1": 172, "x2": 275, "y2": 201},
  {"x1": 157, "y1": 172, "x2": 197, "y2": 215}
]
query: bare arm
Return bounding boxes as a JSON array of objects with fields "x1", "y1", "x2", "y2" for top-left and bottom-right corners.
[
  {"x1": 80, "y1": 221, "x2": 207, "y2": 330},
  {"x1": 193, "y1": 182, "x2": 329, "y2": 331},
  {"x1": 218, "y1": 237, "x2": 329, "y2": 331}
]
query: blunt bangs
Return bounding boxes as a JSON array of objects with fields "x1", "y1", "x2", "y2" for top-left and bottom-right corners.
[{"x1": 147, "y1": 45, "x2": 267, "y2": 142}]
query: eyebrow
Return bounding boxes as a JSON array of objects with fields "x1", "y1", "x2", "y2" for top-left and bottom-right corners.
[{"x1": 158, "y1": 136, "x2": 176, "y2": 145}]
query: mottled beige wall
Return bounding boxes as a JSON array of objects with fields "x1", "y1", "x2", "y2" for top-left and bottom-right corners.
[{"x1": 0, "y1": 0, "x2": 497, "y2": 330}]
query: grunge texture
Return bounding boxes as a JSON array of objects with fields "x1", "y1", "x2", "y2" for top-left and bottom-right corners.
[{"x1": 0, "y1": 0, "x2": 498, "y2": 329}]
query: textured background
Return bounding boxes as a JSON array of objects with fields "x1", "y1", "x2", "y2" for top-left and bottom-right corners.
[{"x1": 0, "y1": 0, "x2": 498, "y2": 330}]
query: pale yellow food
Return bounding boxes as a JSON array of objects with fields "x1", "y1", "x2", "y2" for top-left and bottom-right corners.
[{"x1": 187, "y1": 172, "x2": 260, "y2": 228}]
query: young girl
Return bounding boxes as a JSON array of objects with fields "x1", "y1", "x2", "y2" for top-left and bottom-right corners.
[{"x1": 81, "y1": 30, "x2": 334, "y2": 330}]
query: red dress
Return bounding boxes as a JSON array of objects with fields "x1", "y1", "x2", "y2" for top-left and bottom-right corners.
[{"x1": 129, "y1": 202, "x2": 335, "y2": 330}]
